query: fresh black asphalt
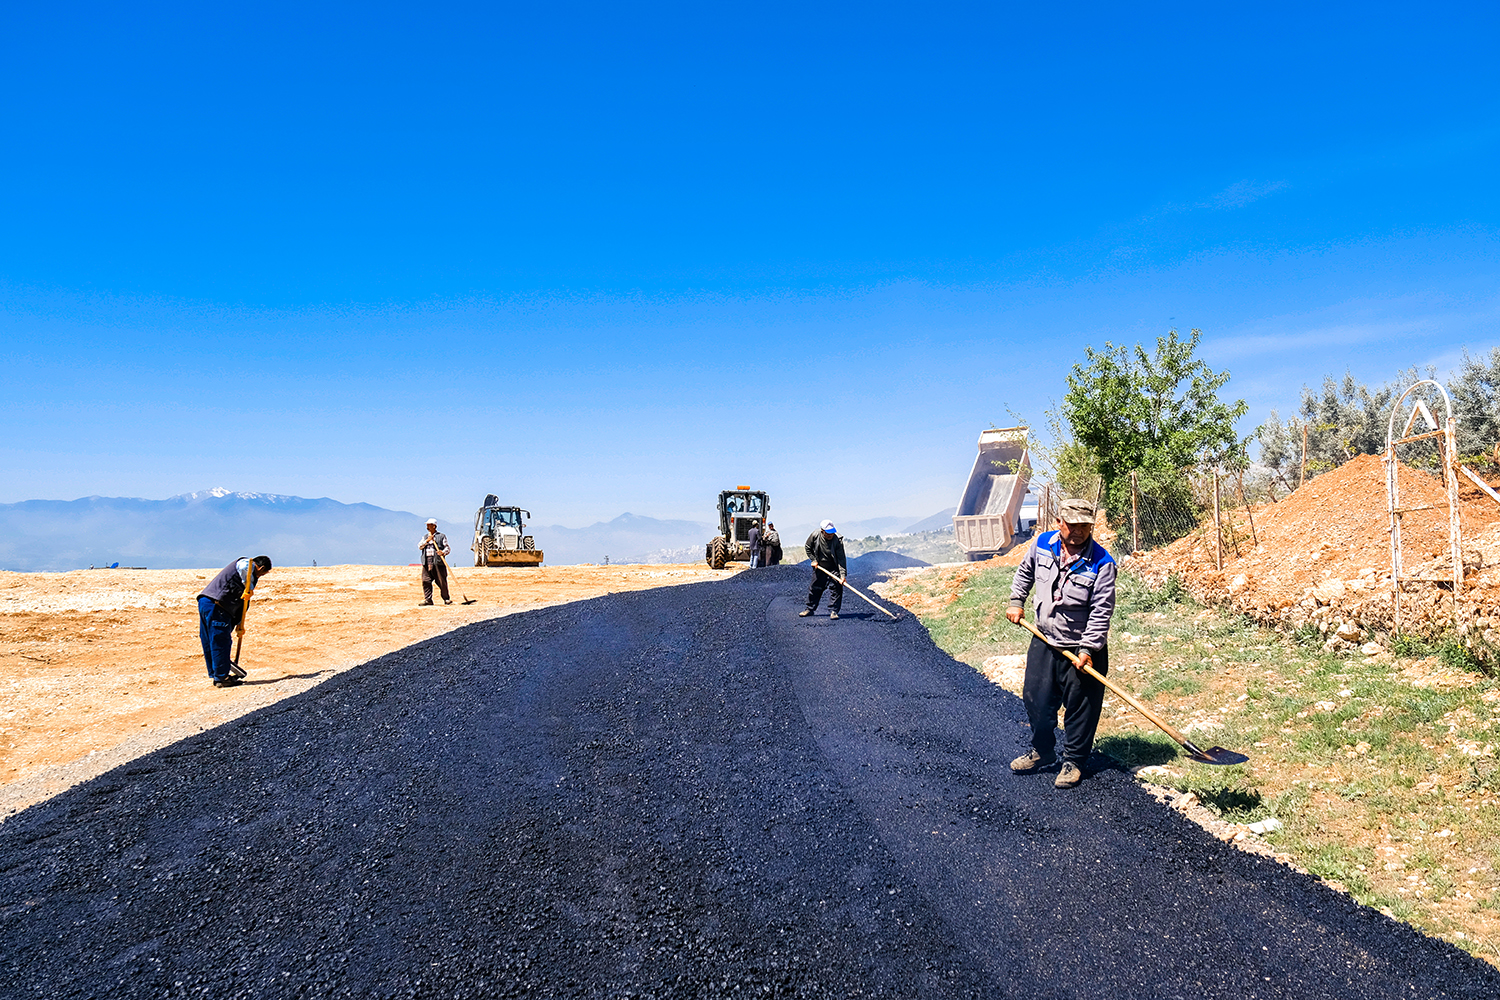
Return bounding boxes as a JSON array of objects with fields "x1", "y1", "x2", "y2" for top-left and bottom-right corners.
[{"x1": 2, "y1": 565, "x2": 1497, "y2": 998}]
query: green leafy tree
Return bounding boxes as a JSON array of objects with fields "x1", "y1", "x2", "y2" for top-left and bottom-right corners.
[
  {"x1": 1451, "y1": 347, "x2": 1500, "y2": 462},
  {"x1": 1062, "y1": 328, "x2": 1246, "y2": 538},
  {"x1": 1255, "y1": 366, "x2": 1444, "y2": 483}
]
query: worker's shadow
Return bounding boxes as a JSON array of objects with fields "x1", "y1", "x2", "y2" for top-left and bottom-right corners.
[
  {"x1": 240, "y1": 670, "x2": 331, "y2": 685},
  {"x1": 1092, "y1": 733, "x2": 1178, "y2": 771}
]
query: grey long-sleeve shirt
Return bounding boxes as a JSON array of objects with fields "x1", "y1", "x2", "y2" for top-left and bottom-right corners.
[{"x1": 1008, "y1": 530, "x2": 1117, "y2": 651}]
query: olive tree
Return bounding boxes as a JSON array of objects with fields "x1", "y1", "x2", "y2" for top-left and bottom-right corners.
[{"x1": 1062, "y1": 328, "x2": 1246, "y2": 538}]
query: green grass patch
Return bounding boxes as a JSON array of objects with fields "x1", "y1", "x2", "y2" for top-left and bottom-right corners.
[{"x1": 884, "y1": 562, "x2": 1500, "y2": 959}]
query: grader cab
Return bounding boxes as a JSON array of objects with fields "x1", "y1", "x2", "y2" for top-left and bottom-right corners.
[{"x1": 704, "y1": 487, "x2": 769, "y2": 569}]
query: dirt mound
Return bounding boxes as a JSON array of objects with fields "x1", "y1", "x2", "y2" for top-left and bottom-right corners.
[{"x1": 1127, "y1": 454, "x2": 1500, "y2": 643}]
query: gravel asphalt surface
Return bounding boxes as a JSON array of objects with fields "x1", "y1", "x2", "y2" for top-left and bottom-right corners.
[{"x1": 3, "y1": 565, "x2": 1498, "y2": 998}]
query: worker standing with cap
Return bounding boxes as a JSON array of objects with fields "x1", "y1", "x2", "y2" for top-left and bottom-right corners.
[
  {"x1": 799, "y1": 520, "x2": 847, "y2": 620},
  {"x1": 418, "y1": 518, "x2": 452, "y2": 606},
  {"x1": 197, "y1": 555, "x2": 272, "y2": 688},
  {"x1": 1005, "y1": 498, "x2": 1117, "y2": 788}
]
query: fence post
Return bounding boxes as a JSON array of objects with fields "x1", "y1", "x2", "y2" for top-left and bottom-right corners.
[
  {"x1": 1130, "y1": 470, "x2": 1139, "y2": 553},
  {"x1": 1300, "y1": 423, "x2": 1308, "y2": 489},
  {"x1": 1212, "y1": 470, "x2": 1223, "y2": 571},
  {"x1": 1041, "y1": 484, "x2": 1051, "y2": 533}
]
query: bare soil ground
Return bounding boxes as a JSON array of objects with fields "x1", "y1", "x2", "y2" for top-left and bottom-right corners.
[
  {"x1": 0, "y1": 562, "x2": 734, "y2": 818},
  {"x1": 1129, "y1": 454, "x2": 1500, "y2": 640}
]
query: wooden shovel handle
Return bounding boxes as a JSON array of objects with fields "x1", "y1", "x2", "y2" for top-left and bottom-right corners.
[
  {"x1": 815, "y1": 563, "x2": 898, "y2": 619},
  {"x1": 1014, "y1": 616, "x2": 1192, "y2": 747}
]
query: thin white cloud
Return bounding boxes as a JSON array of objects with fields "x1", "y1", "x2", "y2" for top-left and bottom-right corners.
[
  {"x1": 1160, "y1": 179, "x2": 1289, "y2": 215},
  {"x1": 1200, "y1": 179, "x2": 1289, "y2": 210}
]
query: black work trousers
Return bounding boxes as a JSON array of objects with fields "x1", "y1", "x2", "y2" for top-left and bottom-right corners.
[
  {"x1": 1022, "y1": 634, "x2": 1108, "y2": 765},
  {"x1": 422, "y1": 559, "x2": 451, "y2": 602},
  {"x1": 805, "y1": 567, "x2": 843, "y2": 613}
]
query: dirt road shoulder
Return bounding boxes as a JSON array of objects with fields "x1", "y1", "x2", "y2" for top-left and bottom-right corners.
[{"x1": 0, "y1": 562, "x2": 734, "y2": 818}]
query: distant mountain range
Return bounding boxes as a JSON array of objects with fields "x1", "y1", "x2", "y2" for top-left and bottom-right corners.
[
  {"x1": 0, "y1": 489, "x2": 433, "y2": 572},
  {"x1": 0, "y1": 490, "x2": 955, "y2": 571}
]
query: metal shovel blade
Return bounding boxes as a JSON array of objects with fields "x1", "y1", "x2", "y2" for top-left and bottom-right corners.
[{"x1": 1185, "y1": 743, "x2": 1249, "y2": 766}]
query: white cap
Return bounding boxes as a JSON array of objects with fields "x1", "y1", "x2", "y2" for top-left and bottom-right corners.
[
  {"x1": 820, "y1": 519, "x2": 836, "y2": 533},
  {"x1": 426, "y1": 517, "x2": 438, "y2": 526}
]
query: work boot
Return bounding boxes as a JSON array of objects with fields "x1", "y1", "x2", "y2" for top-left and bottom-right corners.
[
  {"x1": 418, "y1": 600, "x2": 433, "y2": 606},
  {"x1": 1010, "y1": 749, "x2": 1056, "y2": 774},
  {"x1": 1054, "y1": 762, "x2": 1083, "y2": 789},
  {"x1": 798, "y1": 609, "x2": 814, "y2": 617},
  {"x1": 829, "y1": 612, "x2": 839, "y2": 620},
  {"x1": 444, "y1": 599, "x2": 453, "y2": 605},
  {"x1": 212, "y1": 676, "x2": 242, "y2": 688}
]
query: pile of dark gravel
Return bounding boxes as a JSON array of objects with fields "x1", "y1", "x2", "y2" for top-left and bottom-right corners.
[{"x1": 2, "y1": 566, "x2": 1496, "y2": 998}]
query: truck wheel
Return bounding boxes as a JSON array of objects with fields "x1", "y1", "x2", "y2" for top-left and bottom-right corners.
[
  {"x1": 709, "y1": 536, "x2": 727, "y2": 570},
  {"x1": 522, "y1": 536, "x2": 535, "y2": 550}
]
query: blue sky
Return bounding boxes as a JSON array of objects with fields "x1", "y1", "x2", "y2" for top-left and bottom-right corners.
[{"x1": 3, "y1": 3, "x2": 1498, "y2": 530}]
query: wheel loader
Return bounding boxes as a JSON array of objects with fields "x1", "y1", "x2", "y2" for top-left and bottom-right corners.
[
  {"x1": 704, "y1": 487, "x2": 769, "y2": 569},
  {"x1": 472, "y1": 494, "x2": 544, "y2": 567}
]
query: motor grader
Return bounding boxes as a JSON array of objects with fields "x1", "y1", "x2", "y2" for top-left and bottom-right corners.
[
  {"x1": 472, "y1": 494, "x2": 543, "y2": 567},
  {"x1": 704, "y1": 487, "x2": 769, "y2": 569}
]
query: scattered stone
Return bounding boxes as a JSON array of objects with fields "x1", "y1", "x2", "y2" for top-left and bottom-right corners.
[
  {"x1": 1313, "y1": 579, "x2": 1346, "y2": 604},
  {"x1": 1334, "y1": 621, "x2": 1364, "y2": 643},
  {"x1": 1247, "y1": 818, "x2": 1283, "y2": 835}
]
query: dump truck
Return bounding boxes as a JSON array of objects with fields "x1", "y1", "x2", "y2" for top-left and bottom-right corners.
[
  {"x1": 704, "y1": 487, "x2": 769, "y2": 569},
  {"x1": 472, "y1": 494, "x2": 544, "y2": 566},
  {"x1": 952, "y1": 427, "x2": 1032, "y2": 560}
]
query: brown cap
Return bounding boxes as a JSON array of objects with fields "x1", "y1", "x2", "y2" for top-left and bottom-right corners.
[{"x1": 1058, "y1": 498, "x2": 1096, "y2": 524}]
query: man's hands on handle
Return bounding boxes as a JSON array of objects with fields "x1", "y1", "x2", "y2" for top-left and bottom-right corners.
[{"x1": 1008, "y1": 606, "x2": 1091, "y2": 671}]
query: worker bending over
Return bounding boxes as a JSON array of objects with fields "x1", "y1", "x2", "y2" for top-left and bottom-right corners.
[{"x1": 197, "y1": 555, "x2": 272, "y2": 688}]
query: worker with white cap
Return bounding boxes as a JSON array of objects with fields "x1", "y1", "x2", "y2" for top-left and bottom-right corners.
[
  {"x1": 417, "y1": 517, "x2": 452, "y2": 606},
  {"x1": 799, "y1": 519, "x2": 847, "y2": 620}
]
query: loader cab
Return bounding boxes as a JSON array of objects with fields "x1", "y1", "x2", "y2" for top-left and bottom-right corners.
[{"x1": 482, "y1": 507, "x2": 523, "y2": 532}]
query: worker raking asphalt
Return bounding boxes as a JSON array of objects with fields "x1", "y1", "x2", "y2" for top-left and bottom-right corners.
[{"x1": 3, "y1": 566, "x2": 1497, "y2": 998}]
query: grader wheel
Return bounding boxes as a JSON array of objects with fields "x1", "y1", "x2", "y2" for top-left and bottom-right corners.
[{"x1": 709, "y1": 536, "x2": 728, "y2": 570}]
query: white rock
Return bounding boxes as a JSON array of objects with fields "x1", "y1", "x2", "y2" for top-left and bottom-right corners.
[
  {"x1": 1247, "y1": 818, "x2": 1283, "y2": 835},
  {"x1": 1360, "y1": 641, "x2": 1383, "y2": 656},
  {"x1": 1335, "y1": 621, "x2": 1365, "y2": 642},
  {"x1": 1315, "y1": 700, "x2": 1337, "y2": 712},
  {"x1": 1313, "y1": 579, "x2": 1346, "y2": 603}
]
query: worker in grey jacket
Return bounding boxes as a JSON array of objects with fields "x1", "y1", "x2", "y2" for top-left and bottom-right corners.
[{"x1": 1005, "y1": 498, "x2": 1117, "y2": 788}]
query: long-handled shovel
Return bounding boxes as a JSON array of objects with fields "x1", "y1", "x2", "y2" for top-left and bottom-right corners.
[
  {"x1": 228, "y1": 586, "x2": 252, "y2": 678},
  {"x1": 1014, "y1": 617, "x2": 1248, "y2": 766},
  {"x1": 815, "y1": 564, "x2": 898, "y2": 620},
  {"x1": 434, "y1": 546, "x2": 477, "y2": 605}
]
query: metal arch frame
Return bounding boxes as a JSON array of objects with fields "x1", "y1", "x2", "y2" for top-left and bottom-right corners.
[{"x1": 1385, "y1": 379, "x2": 1462, "y2": 633}]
